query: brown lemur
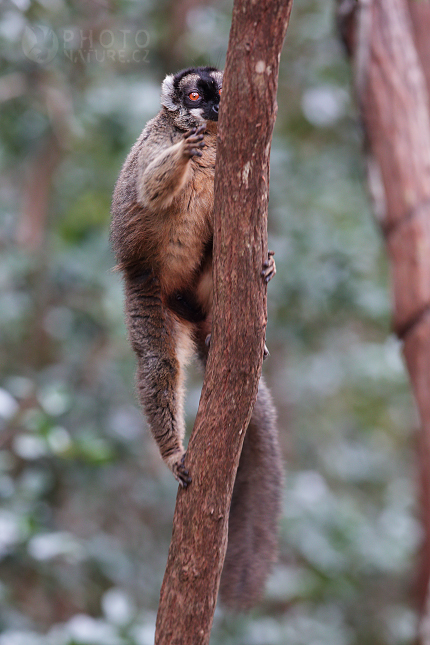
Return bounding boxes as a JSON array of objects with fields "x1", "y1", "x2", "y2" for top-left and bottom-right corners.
[{"x1": 110, "y1": 66, "x2": 283, "y2": 610}]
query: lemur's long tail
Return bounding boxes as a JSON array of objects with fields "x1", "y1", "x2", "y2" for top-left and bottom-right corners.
[{"x1": 220, "y1": 378, "x2": 283, "y2": 610}]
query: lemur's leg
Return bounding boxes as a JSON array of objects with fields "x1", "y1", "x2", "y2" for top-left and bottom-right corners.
[{"x1": 124, "y1": 268, "x2": 193, "y2": 487}]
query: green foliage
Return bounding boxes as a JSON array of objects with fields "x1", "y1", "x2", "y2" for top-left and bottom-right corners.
[{"x1": 0, "y1": 0, "x2": 418, "y2": 643}]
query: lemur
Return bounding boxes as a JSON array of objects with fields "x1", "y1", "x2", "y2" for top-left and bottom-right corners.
[{"x1": 110, "y1": 66, "x2": 283, "y2": 610}]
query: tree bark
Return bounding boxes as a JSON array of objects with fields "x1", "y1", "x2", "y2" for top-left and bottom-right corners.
[
  {"x1": 338, "y1": 0, "x2": 430, "y2": 635},
  {"x1": 405, "y1": 2, "x2": 430, "y2": 630},
  {"x1": 18, "y1": 133, "x2": 61, "y2": 251},
  {"x1": 407, "y1": 0, "x2": 430, "y2": 99},
  {"x1": 154, "y1": 1, "x2": 293, "y2": 643}
]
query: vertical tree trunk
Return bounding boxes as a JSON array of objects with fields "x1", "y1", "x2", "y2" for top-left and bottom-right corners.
[
  {"x1": 18, "y1": 133, "x2": 61, "y2": 251},
  {"x1": 338, "y1": 0, "x2": 430, "y2": 638},
  {"x1": 154, "y1": 1, "x2": 293, "y2": 643},
  {"x1": 407, "y1": 0, "x2": 430, "y2": 98}
]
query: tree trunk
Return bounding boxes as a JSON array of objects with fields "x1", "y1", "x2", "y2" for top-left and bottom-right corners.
[
  {"x1": 154, "y1": 1, "x2": 293, "y2": 643},
  {"x1": 338, "y1": 0, "x2": 430, "y2": 637}
]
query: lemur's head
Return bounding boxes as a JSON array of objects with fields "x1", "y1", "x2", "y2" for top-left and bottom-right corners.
[{"x1": 161, "y1": 66, "x2": 223, "y2": 130}]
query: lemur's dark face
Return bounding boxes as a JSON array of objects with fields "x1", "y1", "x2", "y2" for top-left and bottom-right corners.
[
  {"x1": 161, "y1": 66, "x2": 223, "y2": 129},
  {"x1": 179, "y1": 68, "x2": 222, "y2": 122}
]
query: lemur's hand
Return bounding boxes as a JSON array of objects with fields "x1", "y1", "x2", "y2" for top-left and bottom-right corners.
[
  {"x1": 261, "y1": 250, "x2": 276, "y2": 284},
  {"x1": 182, "y1": 124, "x2": 206, "y2": 158}
]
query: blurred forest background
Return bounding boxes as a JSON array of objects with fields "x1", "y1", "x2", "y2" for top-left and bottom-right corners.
[{"x1": 0, "y1": 0, "x2": 420, "y2": 644}]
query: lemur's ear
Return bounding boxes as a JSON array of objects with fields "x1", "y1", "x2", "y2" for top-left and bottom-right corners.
[{"x1": 161, "y1": 74, "x2": 177, "y2": 111}]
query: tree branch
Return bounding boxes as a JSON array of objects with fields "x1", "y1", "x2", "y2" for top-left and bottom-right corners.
[{"x1": 154, "y1": 1, "x2": 293, "y2": 643}]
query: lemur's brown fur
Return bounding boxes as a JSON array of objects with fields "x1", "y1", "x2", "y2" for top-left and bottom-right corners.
[{"x1": 110, "y1": 66, "x2": 283, "y2": 610}]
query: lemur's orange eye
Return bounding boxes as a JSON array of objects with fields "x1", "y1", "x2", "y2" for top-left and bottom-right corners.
[
  {"x1": 219, "y1": 88, "x2": 222, "y2": 95},
  {"x1": 189, "y1": 92, "x2": 200, "y2": 101}
]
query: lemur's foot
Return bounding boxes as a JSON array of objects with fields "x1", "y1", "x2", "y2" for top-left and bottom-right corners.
[
  {"x1": 261, "y1": 250, "x2": 276, "y2": 284},
  {"x1": 183, "y1": 124, "x2": 206, "y2": 158},
  {"x1": 172, "y1": 453, "x2": 192, "y2": 488}
]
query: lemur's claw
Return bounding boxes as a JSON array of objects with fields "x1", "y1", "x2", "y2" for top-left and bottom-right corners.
[
  {"x1": 261, "y1": 250, "x2": 276, "y2": 283},
  {"x1": 174, "y1": 453, "x2": 192, "y2": 488},
  {"x1": 183, "y1": 127, "x2": 196, "y2": 139},
  {"x1": 183, "y1": 125, "x2": 207, "y2": 159},
  {"x1": 263, "y1": 344, "x2": 270, "y2": 360}
]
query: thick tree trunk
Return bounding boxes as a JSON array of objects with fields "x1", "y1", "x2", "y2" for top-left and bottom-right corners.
[
  {"x1": 154, "y1": 1, "x2": 293, "y2": 643},
  {"x1": 408, "y1": 0, "x2": 430, "y2": 99},
  {"x1": 338, "y1": 0, "x2": 430, "y2": 636}
]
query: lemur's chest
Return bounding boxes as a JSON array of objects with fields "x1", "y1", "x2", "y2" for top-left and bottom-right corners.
[{"x1": 159, "y1": 140, "x2": 216, "y2": 292}]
